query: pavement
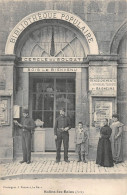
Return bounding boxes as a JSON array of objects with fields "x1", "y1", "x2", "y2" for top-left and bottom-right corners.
[{"x1": 0, "y1": 158, "x2": 127, "y2": 179}]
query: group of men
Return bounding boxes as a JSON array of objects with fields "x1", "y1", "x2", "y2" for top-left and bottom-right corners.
[
  {"x1": 14, "y1": 107, "x2": 71, "y2": 164},
  {"x1": 14, "y1": 107, "x2": 124, "y2": 164}
]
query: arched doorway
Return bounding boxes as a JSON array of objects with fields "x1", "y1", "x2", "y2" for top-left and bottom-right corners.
[{"x1": 6, "y1": 10, "x2": 99, "y2": 157}]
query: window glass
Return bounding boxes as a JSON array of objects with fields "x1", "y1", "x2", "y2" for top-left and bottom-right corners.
[
  {"x1": 44, "y1": 111, "x2": 53, "y2": 127},
  {"x1": 67, "y1": 94, "x2": 75, "y2": 110},
  {"x1": 66, "y1": 79, "x2": 75, "y2": 92},
  {"x1": 32, "y1": 77, "x2": 75, "y2": 128},
  {"x1": 67, "y1": 111, "x2": 75, "y2": 128},
  {"x1": 56, "y1": 79, "x2": 66, "y2": 92},
  {"x1": 32, "y1": 111, "x2": 43, "y2": 121},
  {"x1": 33, "y1": 79, "x2": 44, "y2": 92},
  {"x1": 44, "y1": 94, "x2": 54, "y2": 110},
  {"x1": 32, "y1": 94, "x2": 44, "y2": 110},
  {"x1": 44, "y1": 78, "x2": 54, "y2": 92},
  {"x1": 56, "y1": 94, "x2": 66, "y2": 110}
]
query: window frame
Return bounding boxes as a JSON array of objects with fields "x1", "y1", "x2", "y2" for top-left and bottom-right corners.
[{"x1": 30, "y1": 76, "x2": 76, "y2": 128}]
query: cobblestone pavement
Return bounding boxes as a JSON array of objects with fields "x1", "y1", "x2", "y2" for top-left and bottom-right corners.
[{"x1": 0, "y1": 160, "x2": 127, "y2": 179}]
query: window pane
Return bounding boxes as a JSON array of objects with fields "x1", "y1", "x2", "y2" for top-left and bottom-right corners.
[
  {"x1": 67, "y1": 111, "x2": 75, "y2": 128},
  {"x1": 66, "y1": 79, "x2": 75, "y2": 92},
  {"x1": 32, "y1": 111, "x2": 43, "y2": 121},
  {"x1": 33, "y1": 79, "x2": 44, "y2": 92},
  {"x1": 44, "y1": 111, "x2": 53, "y2": 127},
  {"x1": 32, "y1": 94, "x2": 44, "y2": 110},
  {"x1": 44, "y1": 78, "x2": 54, "y2": 92},
  {"x1": 67, "y1": 94, "x2": 75, "y2": 110},
  {"x1": 44, "y1": 94, "x2": 54, "y2": 110},
  {"x1": 56, "y1": 111, "x2": 60, "y2": 119},
  {"x1": 56, "y1": 79, "x2": 66, "y2": 92},
  {"x1": 56, "y1": 94, "x2": 66, "y2": 110}
]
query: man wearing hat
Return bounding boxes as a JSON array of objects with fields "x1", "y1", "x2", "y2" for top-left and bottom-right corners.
[
  {"x1": 54, "y1": 108, "x2": 71, "y2": 163},
  {"x1": 14, "y1": 108, "x2": 35, "y2": 164}
]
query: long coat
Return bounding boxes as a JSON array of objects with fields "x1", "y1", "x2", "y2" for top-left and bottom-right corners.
[
  {"x1": 96, "y1": 124, "x2": 114, "y2": 167},
  {"x1": 110, "y1": 121, "x2": 124, "y2": 162}
]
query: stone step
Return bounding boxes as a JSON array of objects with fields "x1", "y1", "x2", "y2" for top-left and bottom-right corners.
[{"x1": 14, "y1": 152, "x2": 94, "y2": 161}]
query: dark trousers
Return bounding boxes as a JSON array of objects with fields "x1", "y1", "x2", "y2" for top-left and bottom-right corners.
[
  {"x1": 56, "y1": 132, "x2": 69, "y2": 161},
  {"x1": 22, "y1": 131, "x2": 31, "y2": 162}
]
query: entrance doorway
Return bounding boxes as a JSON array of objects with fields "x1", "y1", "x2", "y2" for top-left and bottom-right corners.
[{"x1": 29, "y1": 72, "x2": 76, "y2": 151}]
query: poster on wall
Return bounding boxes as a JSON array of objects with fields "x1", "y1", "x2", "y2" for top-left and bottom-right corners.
[
  {"x1": 93, "y1": 101, "x2": 112, "y2": 130},
  {"x1": 0, "y1": 99, "x2": 9, "y2": 125}
]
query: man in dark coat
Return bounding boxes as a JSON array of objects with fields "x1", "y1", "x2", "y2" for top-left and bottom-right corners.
[
  {"x1": 14, "y1": 108, "x2": 35, "y2": 164},
  {"x1": 54, "y1": 108, "x2": 71, "y2": 163}
]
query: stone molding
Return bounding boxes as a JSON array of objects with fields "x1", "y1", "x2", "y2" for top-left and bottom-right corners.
[
  {"x1": 110, "y1": 20, "x2": 127, "y2": 54},
  {"x1": 0, "y1": 55, "x2": 17, "y2": 66},
  {"x1": 5, "y1": 10, "x2": 99, "y2": 55}
]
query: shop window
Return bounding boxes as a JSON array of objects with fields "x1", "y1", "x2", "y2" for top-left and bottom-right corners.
[
  {"x1": 56, "y1": 79, "x2": 66, "y2": 92},
  {"x1": 31, "y1": 77, "x2": 75, "y2": 128}
]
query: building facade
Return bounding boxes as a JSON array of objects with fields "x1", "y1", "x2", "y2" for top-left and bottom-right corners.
[{"x1": 0, "y1": 0, "x2": 127, "y2": 162}]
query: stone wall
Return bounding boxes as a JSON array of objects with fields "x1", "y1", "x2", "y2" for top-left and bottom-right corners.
[
  {"x1": 0, "y1": 0, "x2": 127, "y2": 161},
  {"x1": 0, "y1": 0, "x2": 127, "y2": 55},
  {"x1": 0, "y1": 56, "x2": 15, "y2": 162}
]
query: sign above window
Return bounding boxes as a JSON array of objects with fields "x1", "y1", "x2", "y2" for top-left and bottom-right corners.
[
  {"x1": 23, "y1": 67, "x2": 81, "y2": 72},
  {"x1": 21, "y1": 57, "x2": 84, "y2": 63}
]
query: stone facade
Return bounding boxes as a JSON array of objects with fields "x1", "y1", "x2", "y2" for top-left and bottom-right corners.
[
  {"x1": 0, "y1": 0, "x2": 127, "y2": 162},
  {"x1": 0, "y1": 0, "x2": 127, "y2": 54}
]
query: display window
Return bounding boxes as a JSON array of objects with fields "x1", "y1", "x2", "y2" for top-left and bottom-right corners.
[{"x1": 31, "y1": 77, "x2": 75, "y2": 128}]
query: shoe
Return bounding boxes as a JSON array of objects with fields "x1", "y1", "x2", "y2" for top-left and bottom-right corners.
[
  {"x1": 64, "y1": 160, "x2": 70, "y2": 163},
  {"x1": 115, "y1": 161, "x2": 122, "y2": 164},
  {"x1": 26, "y1": 161, "x2": 31, "y2": 164},
  {"x1": 19, "y1": 160, "x2": 26, "y2": 163},
  {"x1": 77, "y1": 154, "x2": 81, "y2": 162},
  {"x1": 82, "y1": 154, "x2": 87, "y2": 163},
  {"x1": 56, "y1": 160, "x2": 60, "y2": 163}
]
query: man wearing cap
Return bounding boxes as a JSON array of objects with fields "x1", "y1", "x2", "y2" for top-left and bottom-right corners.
[
  {"x1": 54, "y1": 108, "x2": 71, "y2": 163},
  {"x1": 14, "y1": 108, "x2": 35, "y2": 164}
]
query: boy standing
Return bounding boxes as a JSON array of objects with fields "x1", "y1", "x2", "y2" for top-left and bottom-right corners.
[{"x1": 75, "y1": 122, "x2": 88, "y2": 163}]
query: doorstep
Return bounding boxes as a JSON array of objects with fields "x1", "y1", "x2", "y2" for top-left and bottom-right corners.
[{"x1": 13, "y1": 152, "x2": 95, "y2": 161}]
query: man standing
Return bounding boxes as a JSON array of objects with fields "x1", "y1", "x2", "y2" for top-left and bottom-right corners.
[
  {"x1": 54, "y1": 108, "x2": 71, "y2": 163},
  {"x1": 14, "y1": 108, "x2": 35, "y2": 164},
  {"x1": 110, "y1": 114, "x2": 124, "y2": 164}
]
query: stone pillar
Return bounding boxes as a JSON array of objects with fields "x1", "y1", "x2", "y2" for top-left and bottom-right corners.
[
  {"x1": 87, "y1": 55, "x2": 118, "y2": 160},
  {"x1": 15, "y1": 68, "x2": 29, "y2": 108},
  {"x1": 13, "y1": 67, "x2": 29, "y2": 159},
  {"x1": 81, "y1": 68, "x2": 89, "y2": 124},
  {"x1": 33, "y1": 127, "x2": 45, "y2": 152},
  {"x1": 0, "y1": 55, "x2": 16, "y2": 163},
  {"x1": 75, "y1": 72, "x2": 82, "y2": 125}
]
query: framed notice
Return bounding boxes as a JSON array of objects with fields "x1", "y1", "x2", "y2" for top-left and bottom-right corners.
[
  {"x1": 0, "y1": 96, "x2": 10, "y2": 126},
  {"x1": 89, "y1": 66, "x2": 117, "y2": 96},
  {"x1": 92, "y1": 98, "x2": 115, "y2": 130}
]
